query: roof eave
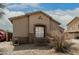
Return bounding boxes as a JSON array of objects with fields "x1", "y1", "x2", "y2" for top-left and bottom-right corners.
[
  {"x1": 9, "y1": 11, "x2": 61, "y2": 25},
  {"x1": 67, "y1": 17, "x2": 78, "y2": 26}
]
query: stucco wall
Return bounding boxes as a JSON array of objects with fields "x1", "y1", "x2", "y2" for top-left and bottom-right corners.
[
  {"x1": 66, "y1": 18, "x2": 79, "y2": 39},
  {"x1": 12, "y1": 12, "x2": 62, "y2": 37},
  {"x1": 68, "y1": 18, "x2": 79, "y2": 31},
  {"x1": 12, "y1": 12, "x2": 63, "y2": 43},
  {"x1": 50, "y1": 19, "x2": 62, "y2": 36},
  {"x1": 13, "y1": 16, "x2": 28, "y2": 37},
  {"x1": 29, "y1": 13, "x2": 50, "y2": 33},
  {"x1": 66, "y1": 32, "x2": 79, "y2": 39}
]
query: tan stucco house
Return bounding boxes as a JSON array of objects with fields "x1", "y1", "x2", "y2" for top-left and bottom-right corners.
[
  {"x1": 9, "y1": 11, "x2": 64, "y2": 44},
  {"x1": 66, "y1": 17, "x2": 79, "y2": 39}
]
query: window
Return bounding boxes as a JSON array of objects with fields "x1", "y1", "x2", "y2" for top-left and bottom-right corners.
[{"x1": 35, "y1": 26, "x2": 44, "y2": 38}]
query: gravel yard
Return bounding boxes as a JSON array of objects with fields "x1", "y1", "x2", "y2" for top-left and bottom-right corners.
[
  {"x1": 0, "y1": 41, "x2": 57, "y2": 55},
  {"x1": 0, "y1": 39, "x2": 79, "y2": 55},
  {"x1": 69, "y1": 39, "x2": 79, "y2": 54}
]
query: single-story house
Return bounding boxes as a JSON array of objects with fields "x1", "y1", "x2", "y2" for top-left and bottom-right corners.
[
  {"x1": 66, "y1": 17, "x2": 79, "y2": 39},
  {"x1": 9, "y1": 11, "x2": 64, "y2": 44}
]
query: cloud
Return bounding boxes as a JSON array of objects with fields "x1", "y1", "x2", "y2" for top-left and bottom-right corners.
[
  {"x1": 5, "y1": 4, "x2": 79, "y2": 30},
  {"x1": 6, "y1": 7, "x2": 79, "y2": 29},
  {"x1": 5, "y1": 10, "x2": 25, "y2": 18},
  {"x1": 0, "y1": 8, "x2": 25, "y2": 32},
  {"x1": 5, "y1": 9, "x2": 25, "y2": 32},
  {"x1": 7, "y1": 3, "x2": 40, "y2": 8},
  {"x1": 6, "y1": 3, "x2": 40, "y2": 12},
  {"x1": 19, "y1": 3, "x2": 40, "y2": 7},
  {"x1": 4, "y1": 3, "x2": 79, "y2": 30},
  {"x1": 0, "y1": 15, "x2": 13, "y2": 32},
  {"x1": 43, "y1": 8, "x2": 79, "y2": 29},
  {"x1": 0, "y1": 8, "x2": 12, "y2": 32}
]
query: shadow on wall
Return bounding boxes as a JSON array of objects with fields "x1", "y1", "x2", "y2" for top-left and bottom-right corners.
[{"x1": 13, "y1": 44, "x2": 51, "y2": 51}]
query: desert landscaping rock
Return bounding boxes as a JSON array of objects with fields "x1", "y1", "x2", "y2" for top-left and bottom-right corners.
[
  {"x1": 0, "y1": 40, "x2": 79, "y2": 55},
  {"x1": 0, "y1": 41, "x2": 56, "y2": 55}
]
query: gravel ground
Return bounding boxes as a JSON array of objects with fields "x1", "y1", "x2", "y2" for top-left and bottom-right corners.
[
  {"x1": 69, "y1": 39, "x2": 79, "y2": 55},
  {"x1": 0, "y1": 39, "x2": 79, "y2": 55},
  {"x1": 0, "y1": 41, "x2": 56, "y2": 55},
  {"x1": 0, "y1": 41, "x2": 68, "y2": 55}
]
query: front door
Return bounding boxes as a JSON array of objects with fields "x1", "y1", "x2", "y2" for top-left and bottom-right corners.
[{"x1": 35, "y1": 26, "x2": 45, "y2": 38}]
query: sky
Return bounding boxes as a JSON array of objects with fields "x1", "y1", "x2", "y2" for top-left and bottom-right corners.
[
  {"x1": 7, "y1": 3, "x2": 79, "y2": 11},
  {"x1": 1, "y1": 3, "x2": 79, "y2": 32}
]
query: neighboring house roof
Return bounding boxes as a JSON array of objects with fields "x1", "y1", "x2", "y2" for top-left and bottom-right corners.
[
  {"x1": 67, "y1": 17, "x2": 79, "y2": 26},
  {"x1": 66, "y1": 17, "x2": 79, "y2": 33},
  {"x1": 9, "y1": 11, "x2": 61, "y2": 25},
  {"x1": 59, "y1": 26, "x2": 64, "y2": 30}
]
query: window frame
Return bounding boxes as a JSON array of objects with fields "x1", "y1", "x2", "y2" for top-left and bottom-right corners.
[{"x1": 34, "y1": 25, "x2": 46, "y2": 38}]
